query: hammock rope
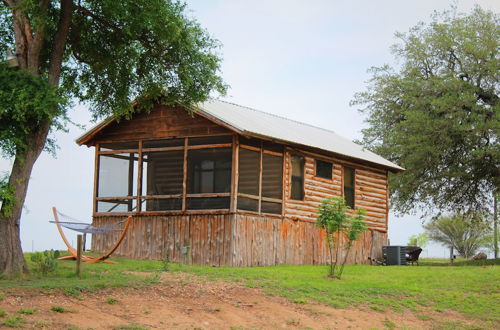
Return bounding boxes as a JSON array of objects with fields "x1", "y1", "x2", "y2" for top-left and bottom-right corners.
[{"x1": 50, "y1": 210, "x2": 126, "y2": 234}]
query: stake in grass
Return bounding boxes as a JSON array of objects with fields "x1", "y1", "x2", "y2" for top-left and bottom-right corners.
[{"x1": 316, "y1": 197, "x2": 367, "y2": 279}]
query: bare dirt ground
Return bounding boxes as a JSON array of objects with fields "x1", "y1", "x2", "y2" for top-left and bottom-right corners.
[{"x1": 0, "y1": 273, "x2": 479, "y2": 329}]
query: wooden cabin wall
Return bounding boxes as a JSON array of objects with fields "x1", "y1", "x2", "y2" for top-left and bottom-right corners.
[
  {"x1": 283, "y1": 149, "x2": 389, "y2": 232},
  {"x1": 92, "y1": 214, "x2": 386, "y2": 266},
  {"x1": 93, "y1": 214, "x2": 234, "y2": 266},
  {"x1": 89, "y1": 105, "x2": 230, "y2": 144}
]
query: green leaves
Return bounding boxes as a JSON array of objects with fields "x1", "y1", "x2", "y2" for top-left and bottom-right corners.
[
  {"x1": 68, "y1": 0, "x2": 227, "y2": 119},
  {"x1": 352, "y1": 6, "x2": 500, "y2": 215},
  {"x1": 316, "y1": 197, "x2": 368, "y2": 278},
  {"x1": 0, "y1": 63, "x2": 69, "y2": 157},
  {"x1": 424, "y1": 214, "x2": 491, "y2": 258}
]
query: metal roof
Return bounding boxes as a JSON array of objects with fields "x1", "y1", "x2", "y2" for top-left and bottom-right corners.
[
  {"x1": 197, "y1": 100, "x2": 403, "y2": 172},
  {"x1": 77, "y1": 99, "x2": 404, "y2": 172}
]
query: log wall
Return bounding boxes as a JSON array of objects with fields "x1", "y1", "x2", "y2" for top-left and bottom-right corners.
[
  {"x1": 92, "y1": 214, "x2": 387, "y2": 266},
  {"x1": 283, "y1": 149, "x2": 389, "y2": 232}
]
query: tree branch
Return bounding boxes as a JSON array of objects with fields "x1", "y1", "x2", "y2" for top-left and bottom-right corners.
[
  {"x1": 27, "y1": 0, "x2": 50, "y2": 75},
  {"x1": 2, "y1": 0, "x2": 16, "y2": 8},
  {"x1": 48, "y1": 0, "x2": 73, "y2": 86}
]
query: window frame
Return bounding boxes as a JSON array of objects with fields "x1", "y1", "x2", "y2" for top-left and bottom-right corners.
[
  {"x1": 290, "y1": 154, "x2": 305, "y2": 201},
  {"x1": 343, "y1": 166, "x2": 356, "y2": 209},
  {"x1": 235, "y1": 137, "x2": 284, "y2": 216}
]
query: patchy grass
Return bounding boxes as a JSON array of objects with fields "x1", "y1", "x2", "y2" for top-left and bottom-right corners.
[
  {"x1": 2, "y1": 253, "x2": 499, "y2": 328},
  {"x1": 106, "y1": 297, "x2": 118, "y2": 305},
  {"x1": 1, "y1": 315, "x2": 25, "y2": 328},
  {"x1": 113, "y1": 325, "x2": 148, "y2": 330},
  {"x1": 17, "y1": 308, "x2": 37, "y2": 315},
  {"x1": 50, "y1": 306, "x2": 72, "y2": 313},
  {"x1": 0, "y1": 252, "x2": 161, "y2": 294},
  {"x1": 173, "y1": 258, "x2": 500, "y2": 325}
]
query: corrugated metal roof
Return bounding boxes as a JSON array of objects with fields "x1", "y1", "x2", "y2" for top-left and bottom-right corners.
[
  {"x1": 76, "y1": 99, "x2": 403, "y2": 171},
  {"x1": 197, "y1": 99, "x2": 403, "y2": 171}
]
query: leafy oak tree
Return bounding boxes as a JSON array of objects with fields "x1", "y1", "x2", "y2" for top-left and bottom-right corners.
[
  {"x1": 0, "y1": 0, "x2": 226, "y2": 275},
  {"x1": 351, "y1": 6, "x2": 499, "y2": 255}
]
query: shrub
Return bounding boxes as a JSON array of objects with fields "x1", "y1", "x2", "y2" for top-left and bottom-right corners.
[
  {"x1": 316, "y1": 197, "x2": 367, "y2": 279},
  {"x1": 30, "y1": 250, "x2": 60, "y2": 275}
]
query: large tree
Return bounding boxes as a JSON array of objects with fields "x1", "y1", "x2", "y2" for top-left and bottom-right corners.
[
  {"x1": 0, "y1": 0, "x2": 226, "y2": 275},
  {"x1": 351, "y1": 6, "x2": 499, "y2": 247}
]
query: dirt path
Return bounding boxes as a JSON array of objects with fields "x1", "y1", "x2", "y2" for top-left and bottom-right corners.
[{"x1": 0, "y1": 273, "x2": 478, "y2": 329}]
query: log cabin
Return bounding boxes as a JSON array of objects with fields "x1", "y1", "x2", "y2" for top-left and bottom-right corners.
[{"x1": 77, "y1": 100, "x2": 404, "y2": 266}]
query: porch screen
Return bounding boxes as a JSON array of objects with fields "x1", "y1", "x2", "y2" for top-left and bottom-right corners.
[
  {"x1": 143, "y1": 150, "x2": 183, "y2": 211},
  {"x1": 237, "y1": 139, "x2": 283, "y2": 214},
  {"x1": 187, "y1": 148, "x2": 232, "y2": 209},
  {"x1": 97, "y1": 153, "x2": 137, "y2": 212}
]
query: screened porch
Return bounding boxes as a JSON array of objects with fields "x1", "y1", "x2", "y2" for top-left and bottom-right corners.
[{"x1": 94, "y1": 135, "x2": 284, "y2": 216}]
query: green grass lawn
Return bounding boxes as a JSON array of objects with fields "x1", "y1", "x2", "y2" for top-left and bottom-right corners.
[{"x1": 1, "y1": 254, "x2": 499, "y2": 327}]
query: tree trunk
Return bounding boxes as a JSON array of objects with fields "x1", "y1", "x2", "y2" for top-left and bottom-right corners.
[
  {"x1": 0, "y1": 121, "x2": 51, "y2": 275},
  {"x1": 494, "y1": 194, "x2": 498, "y2": 259}
]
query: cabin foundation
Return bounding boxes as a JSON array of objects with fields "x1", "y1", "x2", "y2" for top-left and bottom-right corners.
[{"x1": 92, "y1": 214, "x2": 387, "y2": 266}]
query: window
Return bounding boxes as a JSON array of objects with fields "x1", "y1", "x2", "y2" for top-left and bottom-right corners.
[
  {"x1": 291, "y1": 155, "x2": 304, "y2": 200},
  {"x1": 315, "y1": 160, "x2": 332, "y2": 179},
  {"x1": 343, "y1": 166, "x2": 355, "y2": 208},
  {"x1": 237, "y1": 139, "x2": 283, "y2": 214}
]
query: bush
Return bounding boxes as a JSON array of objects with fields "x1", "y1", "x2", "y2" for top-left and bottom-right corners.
[{"x1": 30, "y1": 250, "x2": 60, "y2": 275}]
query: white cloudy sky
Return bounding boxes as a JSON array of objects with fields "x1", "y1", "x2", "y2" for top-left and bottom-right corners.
[{"x1": 1, "y1": 0, "x2": 498, "y2": 257}]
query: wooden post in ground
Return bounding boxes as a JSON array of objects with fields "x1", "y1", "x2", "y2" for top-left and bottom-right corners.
[
  {"x1": 76, "y1": 235, "x2": 83, "y2": 277},
  {"x1": 449, "y1": 246, "x2": 454, "y2": 265}
]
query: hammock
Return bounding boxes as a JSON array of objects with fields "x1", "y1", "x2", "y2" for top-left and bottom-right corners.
[{"x1": 51, "y1": 207, "x2": 132, "y2": 264}]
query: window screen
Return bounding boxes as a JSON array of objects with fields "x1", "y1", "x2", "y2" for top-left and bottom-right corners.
[
  {"x1": 145, "y1": 151, "x2": 184, "y2": 195},
  {"x1": 97, "y1": 199, "x2": 136, "y2": 213},
  {"x1": 187, "y1": 197, "x2": 230, "y2": 209},
  {"x1": 261, "y1": 201, "x2": 281, "y2": 214},
  {"x1": 145, "y1": 198, "x2": 182, "y2": 211},
  {"x1": 262, "y1": 153, "x2": 282, "y2": 199},
  {"x1": 238, "y1": 148, "x2": 260, "y2": 196},
  {"x1": 237, "y1": 197, "x2": 259, "y2": 212},
  {"x1": 188, "y1": 148, "x2": 232, "y2": 194},
  {"x1": 344, "y1": 166, "x2": 355, "y2": 208},
  {"x1": 291, "y1": 155, "x2": 304, "y2": 200},
  {"x1": 98, "y1": 153, "x2": 137, "y2": 197},
  {"x1": 316, "y1": 160, "x2": 332, "y2": 179}
]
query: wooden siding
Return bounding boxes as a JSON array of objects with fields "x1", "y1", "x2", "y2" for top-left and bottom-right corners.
[
  {"x1": 92, "y1": 214, "x2": 387, "y2": 266},
  {"x1": 283, "y1": 149, "x2": 388, "y2": 232},
  {"x1": 88, "y1": 105, "x2": 230, "y2": 145}
]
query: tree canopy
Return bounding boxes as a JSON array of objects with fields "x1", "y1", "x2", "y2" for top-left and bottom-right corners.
[
  {"x1": 424, "y1": 213, "x2": 490, "y2": 258},
  {"x1": 0, "y1": 0, "x2": 226, "y2": 275},
  {"x1": 351, "y1": 6, "x2": 499, "y2": 216}
]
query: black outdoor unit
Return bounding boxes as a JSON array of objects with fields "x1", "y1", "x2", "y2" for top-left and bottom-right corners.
[{"x1": 383, "y1": 246, "x2": 406, "y2": 265}]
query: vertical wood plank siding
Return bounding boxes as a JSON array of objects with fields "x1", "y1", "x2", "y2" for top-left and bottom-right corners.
[{"x1": 92, "y1": 214, "x2": 386, "y2": 265}]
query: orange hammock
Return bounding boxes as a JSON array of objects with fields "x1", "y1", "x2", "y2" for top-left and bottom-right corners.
[{"x1": 51, "y1": 207, "x2": 132, "y2": 264}]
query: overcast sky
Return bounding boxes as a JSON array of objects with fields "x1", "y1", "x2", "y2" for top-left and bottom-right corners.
[{"x1": 1, "y1": 0, "x2": 498, "y2": 257}]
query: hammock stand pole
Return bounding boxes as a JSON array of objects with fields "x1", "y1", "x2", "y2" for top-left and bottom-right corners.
[{"x1": 52, "y1": 207, "x2": 132, "y2": 264}]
